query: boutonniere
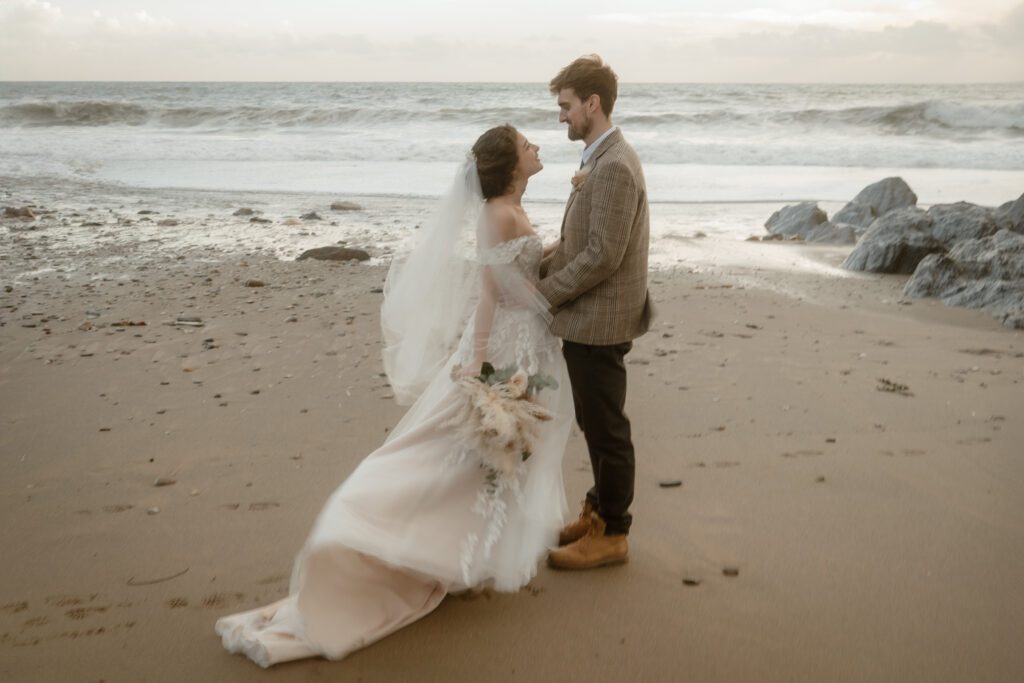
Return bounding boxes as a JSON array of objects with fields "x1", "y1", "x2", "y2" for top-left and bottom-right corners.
[{"x1": 570, "y1": 167, "x2": 592, "y2": 193}]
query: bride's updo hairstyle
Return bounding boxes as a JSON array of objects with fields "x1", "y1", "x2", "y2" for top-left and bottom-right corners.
[{"x1": 472, "y1": 124, "x2": 518, "y2": 200}]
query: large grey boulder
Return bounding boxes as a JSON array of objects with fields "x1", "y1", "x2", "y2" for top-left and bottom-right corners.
[
  {"x1": 925, "y1": 202, "x2": 1000, "y2": 247},
  {"x1": 994, "y1": 192, "x2": 1024, "y2": 233},
  {"x1": 297, "y1": 246, "x2": 370, "y2": 262},
  {"x1": 842, "y1": 207, "x2": 942, "y2": 273},
  {"x1": 804, "y1": 221, "x2": 858, "y2": 244},
  {"x1": 903, "y1": 229, "x2": 1024, "y2": 328},
  {"x1": 830, "y1": 201, "x2": 876, "y2": 229},
  {"x1": 765, "y1": 201, "x2": 827, "y2": 238},
  {"x1": 848, "y1": 177, "x2": 917, "y2": 217}
]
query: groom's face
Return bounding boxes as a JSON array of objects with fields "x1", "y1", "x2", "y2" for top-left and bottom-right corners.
[{"x1": 556, "y1": 88, "x2": 592, "y2": 142}]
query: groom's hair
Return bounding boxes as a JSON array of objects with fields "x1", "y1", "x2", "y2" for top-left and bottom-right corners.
[{"x1": 549, "y1": 54, "x2": 618, "y2": 117}]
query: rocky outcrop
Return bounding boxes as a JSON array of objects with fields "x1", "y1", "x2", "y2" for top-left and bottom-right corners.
[
  {"x1": 846, "y1": 176, "x2": 917, "y2": 218},
  {"x1": 297, "y1": 246, "x2": 370, "y2": 262},
  {"x1": 841, "y1": 207, "x2": 942, "y2": 273},
  {"x1": 925, "y1": 202, "x2": 1000, "y2": 247},
  {"x1": 764, "y1": 201, "x2": 827, "y2": 238},
  {"x1": 830, "y1": 201, "x2": 875, "y2": 229},
  {"x1": 3, "y1": 206, "x2": 36, "y2": 219},
  {"x1": 804, "y1": 222, "x2": 858, "y2": 244},
  {"x1": 994, "y1": 192, "x2": 1024, "y2": 233},
  {"x1": 904, "y1": 229, "x2": 1024, "y2": 328}
]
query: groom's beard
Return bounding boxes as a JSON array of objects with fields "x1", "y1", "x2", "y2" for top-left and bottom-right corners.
[{"x1": 566, "y1": 113, "x2": 591, "y2": 142}]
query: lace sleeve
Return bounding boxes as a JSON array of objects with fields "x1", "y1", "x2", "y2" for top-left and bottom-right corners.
[{"x1": 477, "y1": 235, "x2": 529, "y2": 266}]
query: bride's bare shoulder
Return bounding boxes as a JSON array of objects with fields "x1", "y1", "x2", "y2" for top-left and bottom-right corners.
[{"x1": 481, "y1": 201, "x2": 520, "y2": 244}]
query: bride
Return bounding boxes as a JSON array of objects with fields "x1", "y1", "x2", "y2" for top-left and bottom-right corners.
[{"x1": 215, "y1": 125, "x2": 573, "y2": 667}]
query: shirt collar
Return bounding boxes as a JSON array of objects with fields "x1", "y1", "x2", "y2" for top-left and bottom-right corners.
[{"x1": 581, "y1": 125, "x2": 617, "y2": 166}]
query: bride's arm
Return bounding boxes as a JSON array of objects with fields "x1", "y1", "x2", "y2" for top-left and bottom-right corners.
[
  {"x1": 462, "y1": 267, "x2": 498, "y2": 376},
  {"x1": 543, "y1": 237, "x2": 561, "y2": 258}
]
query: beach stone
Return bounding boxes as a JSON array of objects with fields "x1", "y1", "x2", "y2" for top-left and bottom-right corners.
[
  {"x1": 243, "y1": 279, "x2": 266, "y2": 287},
  {"x1": 925, "y1": 202, "x2": 999, "y2": 247},
  {"x1": 722, "y1": 567, "x2": 740, "y2": 577},
  {"x1": 282, "y1": 218, "x2": 301, "y2": 226},
  {"x1": 903, "y1": 229, "x2": 1024, "y2": 328},
  {"x1": 804, "y1": 221, "x2": 858, "y2": 244},
  {"x1": 993, "y1": 193, "x2": 1024, "y2": 234},
  {"x1": 842, "y1": 207, "x2": 942, "y2": 274},
  {"x1": 764, "y1": 201, "x2": 828, "y2": 238},
  {"x1": 847, "y1": 176, "x2": 917, "y2": 217},
  {"x1": 233, "y1": 208, "x2": 255, "y2": 216},
  {"x1": 659, "y1": 480, "x2": 682, "y2": 488},
  {"x1": 300, "y1": 211, "x2": 322, "y2": 221},
  {"x1": 330, "y1": 201, "x2": 362, "y2": 211},
  {"x1": 153, "y1": 476, "x2": 177, "y2": 487},
  {"x1": 830, "y1": 201, "x2": 876, "y2": 229},
  {"x1": 297, "y1": 246, "x2": 370, "y2": 262},
  {"x1": 249, "y1": 216, "x2": 272, "y2": 224},
  {"x1": 4, "y1": 206, "x2": 36, "y2": 219},
  {"x1": 157, "y1": 218, "x2": 180, "y2": 227}
]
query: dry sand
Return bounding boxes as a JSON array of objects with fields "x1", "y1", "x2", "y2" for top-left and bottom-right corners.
[{"x1": 2, "y1": 215, "x2": 1022, "y2": 681}]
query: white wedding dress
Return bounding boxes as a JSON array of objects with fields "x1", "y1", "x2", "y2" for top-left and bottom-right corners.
[{"x1": 216, "y1": 235, "x2": 572, "y2": 667}]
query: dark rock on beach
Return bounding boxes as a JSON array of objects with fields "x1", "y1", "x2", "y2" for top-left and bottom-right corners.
[
  {"x1": 4, "y1": 206, "x2": 36, "y2": 219},
  {"x1": 842, "y1": 207, "x2": 942, "y2": 273},
  {"x1": 330, "y1": 201, "x2": 362, "y2": 211},
  {"x1": 300, "y1": 211, "x2": 322, "y2": 221},
  {"x1": 904, "y1": 229, "x2": 1024, "y2": 328},
  {"x1": 994, "y1": 192, "x2": 1024, "y2": 233},
  {"x1": 925, "y1": 202, "x2": 1000, "y2": 247},
  {"x1": 804, "y1": 222, "x2": 858, "y2": 244},
  {"x1": 830, "y1": 201, "x2": 876, "y2": 229},
  {"x1": 764, "y1": 201, "x2": 828, "y2": 238},
  {"x1": 233, "y1": 208, "x2": 255, "y2": 216},
  {"x1": 297, "y1": 246, "x2": 370, "y2": 262},
  {"x1": 845, "y1": 176, "x2": 918, "y2": 218}
]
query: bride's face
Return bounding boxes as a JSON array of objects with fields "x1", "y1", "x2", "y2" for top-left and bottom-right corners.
[{"x1": 513, "y1": 132, "x2": 542, "y2": 181}]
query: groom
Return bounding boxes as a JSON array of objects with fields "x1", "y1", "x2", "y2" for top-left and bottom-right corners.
[{"x1": 538, "y1": 55, "x2": 652, "y2": 570}]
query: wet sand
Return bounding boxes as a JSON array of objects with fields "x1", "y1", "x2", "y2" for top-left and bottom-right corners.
[{"x1": 1, "y1": 202, "x2": 1022, "y2": 682}]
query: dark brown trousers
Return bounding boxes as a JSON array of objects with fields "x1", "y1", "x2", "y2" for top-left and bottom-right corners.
[{"x1": 562, "y1": 340, "x2": 635, "y2": 535}]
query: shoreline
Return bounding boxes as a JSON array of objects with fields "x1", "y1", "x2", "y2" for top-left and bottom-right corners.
[{"x1": 2, "y1": 189, "x2": 1023, "y2": 680}]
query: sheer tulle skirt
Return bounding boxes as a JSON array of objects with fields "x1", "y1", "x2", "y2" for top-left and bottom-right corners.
[{"x1": 216, "y1": 309, "x2": 570, "y2": 667}]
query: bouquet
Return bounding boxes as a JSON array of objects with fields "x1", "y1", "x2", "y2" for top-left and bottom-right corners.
[{"x1": 448, "y1": 362, "x2": 558, "y2": 491}]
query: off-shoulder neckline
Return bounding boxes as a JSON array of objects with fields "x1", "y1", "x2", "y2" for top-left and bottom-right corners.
[{"x1": 482, "y1": 233, "x2": 541, "y2": 250}]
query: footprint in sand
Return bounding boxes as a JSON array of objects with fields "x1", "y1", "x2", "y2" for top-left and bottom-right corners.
[
  {"x1": 166, "y1": 597, "x2": 189, "y2": 609},
  {"x1": 2, "y1": 601, "x2": 29, "y2": 614},
  {"x1": 256, "y1": 574, "x2": 288, "y2": 585},
  {"x1": 65, "y1": 606, "x2": 109, "y2": 621},
  {"x1": 45, "y1": 594, "x2": 99, "y2": 608},
  {"x1": 782, "y1": 450, "x2": 824, "y2": 458},
  {"x1": 200, "y1": 592, "x2": 246, "y2": 609}
]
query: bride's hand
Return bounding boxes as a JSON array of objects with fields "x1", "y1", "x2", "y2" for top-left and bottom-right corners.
[{"x1": 543, "y1": 238, "x2": 561, "y2": 257}]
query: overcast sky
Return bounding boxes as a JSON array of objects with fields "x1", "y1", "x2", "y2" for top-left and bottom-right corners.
[{"x1": 1, "y1": 0, "x2": 1022, "y2": 82}]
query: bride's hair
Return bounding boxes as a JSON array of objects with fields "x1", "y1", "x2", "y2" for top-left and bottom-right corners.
[
  {"x1": 549, "y1": 54, "x2": 618, "y2": 117},
  {"x1": 472, "y1": 124, "x2": 518, "y2": 200}
]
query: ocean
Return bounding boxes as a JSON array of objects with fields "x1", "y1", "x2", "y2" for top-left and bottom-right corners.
[{"x1": 2, "y1": 81, "x2": 1023, "y2": 273}]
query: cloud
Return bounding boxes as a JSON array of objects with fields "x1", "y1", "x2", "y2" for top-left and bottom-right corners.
[{"x1": 0, "y1": 0, "x2": 1021, "y2": 81}]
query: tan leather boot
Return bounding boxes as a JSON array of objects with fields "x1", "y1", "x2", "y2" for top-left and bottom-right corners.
[
  {"x1": 548, "y1": 512, "x2": 628, "y2": 570},
  {"x1": 557, "y1": 500, "x2": 594, "y2": 546}
]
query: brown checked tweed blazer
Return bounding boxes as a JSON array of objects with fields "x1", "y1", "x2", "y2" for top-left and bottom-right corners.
[{"x1": 537, "y1": 128, "x2": 652, "y2": 345}]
